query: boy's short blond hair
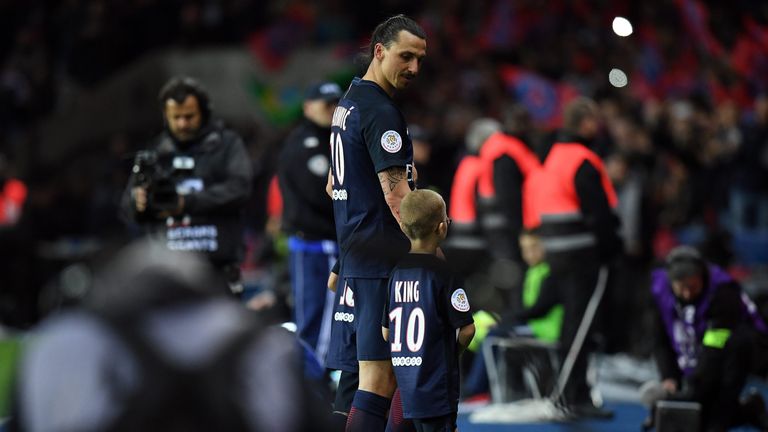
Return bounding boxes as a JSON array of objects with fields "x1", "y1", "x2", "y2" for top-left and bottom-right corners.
[{"x1": 399, "y1": 189, "x2": 446, "y2": 240}]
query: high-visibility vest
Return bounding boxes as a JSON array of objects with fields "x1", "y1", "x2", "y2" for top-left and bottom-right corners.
[
  {"x1": 523, "y1": 142, "x2": 617, "y2": 253},
  {"x1": 449, "y1": 155, "x2": 484, "y2": 225},
  {"x1": 476, "y1": 132, "x2": 540, "y2": 231},
  {"x1": 477, "y1": 132, "x2": 540, "y2": 199}
]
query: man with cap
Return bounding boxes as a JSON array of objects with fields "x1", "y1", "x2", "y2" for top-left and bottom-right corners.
[
  {"x1": 275, "y1": 80, "x2": 343, "y2": 365},
  {"x1": 641, "y1": 245, "x2": 768, "y2": 431}
]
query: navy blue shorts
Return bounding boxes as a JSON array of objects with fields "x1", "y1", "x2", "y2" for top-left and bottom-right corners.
[
  {"x1": 348, "y1": 277, "x2": 390, "y2": 361},
  {"x1": 326, "y1": 276, "x2": 358, "y2": 372}
]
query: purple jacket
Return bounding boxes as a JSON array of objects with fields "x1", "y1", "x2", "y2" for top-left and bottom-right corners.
[{"x1": 651, "y1": 264, "x2": 767, "y2": 376}]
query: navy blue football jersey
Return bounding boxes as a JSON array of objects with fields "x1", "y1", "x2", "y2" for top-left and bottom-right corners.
[
  {"x1": 382, "y1": 254, "x2": 474, "y2": 419},
  {"x1": 329, "y1": 77, "x2": 412, "y2": 278}
]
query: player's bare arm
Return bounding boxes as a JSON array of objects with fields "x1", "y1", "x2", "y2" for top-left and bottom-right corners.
[
  {"x1": 326, "y1": 169, "x2": 333, "y2": 198},
  {"x1": 327, "y1": 268, "x2": 339, "y2": 293},
  {"x1": 457, "y1": 322, "x2": 476, "y2": 354},
  {"x1": 378, "y1": 166, "x2": 410, "y2": 223}
]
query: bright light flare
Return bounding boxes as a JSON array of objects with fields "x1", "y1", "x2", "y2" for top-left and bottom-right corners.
[
  {"x1": 612, "y1": 16, "x2": 633, "y2": 37},
  {"x1": 609, "y1": 68, "x2": 629, "y2": 88}
]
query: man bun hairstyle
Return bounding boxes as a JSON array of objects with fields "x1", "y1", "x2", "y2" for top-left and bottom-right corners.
[
  {"x1": 665, "y1": 245, "x2": 707, "y2": 282},
  {"x1": 158, "y1": 76, "x2": 212, "y2": 125},
  {"x1": 361, "y1": 14, "x2": 426, "y2": 65}
]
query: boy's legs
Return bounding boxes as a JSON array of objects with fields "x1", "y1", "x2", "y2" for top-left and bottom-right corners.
[{"x1": 386, "y1": 388, "x2": 416, "y2": 432}]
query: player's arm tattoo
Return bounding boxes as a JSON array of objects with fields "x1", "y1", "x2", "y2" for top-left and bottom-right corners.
[
  {"x1": 378, "y1": 166, "x2": 407, "y2": 195},
  {"x1": 378, "y1": 166, "x2": 410, "y2": 223}
]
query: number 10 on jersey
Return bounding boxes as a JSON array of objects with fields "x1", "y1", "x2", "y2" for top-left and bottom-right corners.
[
  {"x1": 388, "y1": 307, "x2": 425, "y2": 353},
  {"x1": 330, "y1": 132, "x2": 345, "y2": 186}
]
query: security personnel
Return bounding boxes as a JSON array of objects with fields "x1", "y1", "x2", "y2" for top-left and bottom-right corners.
[
  {"x1": 523, "y1": 97, "x2": 621, "y2": 418},
  {"x1": 121, "y1": 76, "x2": 253, "y2": 295},
  {"x1": 475, "y1": 113, "x2": 540, "y2": 314},
  {"x1": 277, "y1": 80, "x2": 342, "y2": 366},
  {"x1": 444, "y1": 118, "x2": 501, "y2": 278},
  {"x1": 477, "y1": 107, "x2": 540, "y2": 265}
]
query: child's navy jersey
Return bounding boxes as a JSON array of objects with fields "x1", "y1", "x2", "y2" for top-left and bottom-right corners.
[
  {"x1": 329, "y1": 77, "x2": 412, "y2": 278},
  {"x1": 382, "y1": 253, "x2": 474, "y2": 419}
]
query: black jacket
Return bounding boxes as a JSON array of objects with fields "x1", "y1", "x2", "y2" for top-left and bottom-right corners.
[
  {"x1": 277, "y1": 119, "x2": 336, "y2": 241},
  {"x1": 121, "y1": 121, "x2": 253, "y2": 264}
]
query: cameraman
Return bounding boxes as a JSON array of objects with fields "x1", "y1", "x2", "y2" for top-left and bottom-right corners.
[{"x1": 121, "y1": 76, "x2": 253, "y2": 295}]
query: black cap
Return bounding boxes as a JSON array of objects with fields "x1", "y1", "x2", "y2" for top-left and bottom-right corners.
[
  {"x1": 666, "y1": 245, "x2": 705, "y2": 281},
  {"x1": 305, "y1": 81, "x2": 343, "y2": 101}
]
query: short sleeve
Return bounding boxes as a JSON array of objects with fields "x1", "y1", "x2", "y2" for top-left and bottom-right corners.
[
  {"x1": 364, "y1": 105, "x2": 413, "y2": 173},
  {"x1": 442, "y1": 275, "x2": 474, "y2": 329}
]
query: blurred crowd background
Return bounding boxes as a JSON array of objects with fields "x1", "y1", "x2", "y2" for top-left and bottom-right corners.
[{"x1": 2, "y1": 0, "x2": 768, "y2": 356}]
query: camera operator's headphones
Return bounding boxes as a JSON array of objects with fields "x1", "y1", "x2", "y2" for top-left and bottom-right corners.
[
  {"x1": 665, "y1": 245, "x2": 707, "y2": 281},
  {"x1": 157, "y1": 76, "x2": 212, "y2": 125}
]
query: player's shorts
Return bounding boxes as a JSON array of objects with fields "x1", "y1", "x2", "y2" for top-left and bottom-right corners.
[
  {"x1": 326, "y1": 276, "x2": 358, "y2": 372},
  {"x1": 348, "y1": 277, "x2": 390, "y2": 361}
]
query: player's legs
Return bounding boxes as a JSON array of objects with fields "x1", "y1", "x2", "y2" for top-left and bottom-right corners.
[
  {"x1": 358, "y1": 359, "x2": 396, "y2": 396},
  {"x1": 326, "y1": 271, "x2": 359, "y2": 431},
  {"x1": 346, "y1": 278, "x2": 396, "y2": 432},
  {"x1": 332, "y1": 370, "x2": 359, "y2": 430},
  {"x1": 412, "y1": 413, "x2": 457, "y2": 432},
  {"x1": 386, "y1": 387, "x2": 416, "y2": 432}
]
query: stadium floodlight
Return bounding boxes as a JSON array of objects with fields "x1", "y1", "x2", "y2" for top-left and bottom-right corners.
[
  {"x1": 609, "y1": 68, "x2": 629, "y2": 88},
  {"x1": 612, "y1": 16, "x2": 633, "y2": 37}
]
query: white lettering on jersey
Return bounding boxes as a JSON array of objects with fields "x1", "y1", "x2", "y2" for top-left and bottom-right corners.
[
  {"x1": 394, "y1": 280, "x2": 419, "y2": 303},
  {"x1": 331, "y1": 106, "x2": 354, "y2": 130},
  {"x1": 381, "y1": 130, "x2": 402, "y2": 153}
]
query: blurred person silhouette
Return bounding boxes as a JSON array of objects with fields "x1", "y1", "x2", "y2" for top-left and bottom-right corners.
[
  {"x1": 10, "y1": 240, "x2": 332, "y2": 432},
  {"x1": 120, "y1": 76, "x2": 253, "y2": 296},
  {"x1": 523, "y1": 97, "x2": 622, "y2": 419},
  {"x1": 476, "y1": 105, "x2": 540, "y2": 301},
  {"x1": 272, "y1": 81, "x2": 342, "y2": 366},
  {"x1": 730, "y1": 93, "x2": 768, "y2": 232},
  {"x1": 640, "y1": 246, "x2": 768, "y2": 432},
  {"x1": 443, "y1": 117, "x2": 501, "y2": 284},
  {"x1": 0, "y1": 153, "x2": 27, "y2": 227},
  {"x1": 408, "y1": 124, "x2": 439, "y2": 191},
  {"x1": 462, "y1": 229, "x2": 563, "y2": 401}
]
